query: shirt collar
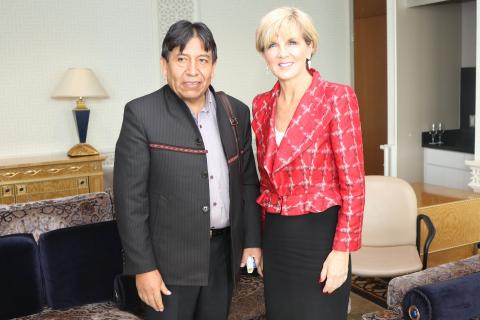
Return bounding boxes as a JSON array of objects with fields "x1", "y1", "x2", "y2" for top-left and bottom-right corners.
[
  {"x1": 202, "y1": 89, "x2": 214, "y2": 113},
  {"x1": 189, "y1": 89, "x2": 216, "y2": 119}
]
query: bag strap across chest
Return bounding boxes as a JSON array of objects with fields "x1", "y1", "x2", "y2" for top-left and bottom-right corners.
[{"x1": 217, "y1": 91, "x2": 243, "y2": 172}]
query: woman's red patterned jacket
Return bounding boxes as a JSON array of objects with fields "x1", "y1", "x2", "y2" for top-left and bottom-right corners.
[{"x1": 252, "y1": 69, "x2": 365, "y2": 252}]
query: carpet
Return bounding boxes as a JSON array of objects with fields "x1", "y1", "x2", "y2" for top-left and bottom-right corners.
[{"x1": 350, "y1": 275, "x2": 390, "y2": 308}]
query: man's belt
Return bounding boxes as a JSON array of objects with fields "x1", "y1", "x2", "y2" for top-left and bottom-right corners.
[{"x1": 210, "y1": 227, "x2": 230, "y2": 238}]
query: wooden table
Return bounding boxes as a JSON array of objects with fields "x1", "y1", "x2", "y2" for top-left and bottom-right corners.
[
  {"x1": 0, "y1": 154, "x2": 105, "y2": 204},
  {"x1": 412, "y1": 182, "x2": 480, "y2": 267}
]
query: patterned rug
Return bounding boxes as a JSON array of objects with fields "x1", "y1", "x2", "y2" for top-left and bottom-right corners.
[{"x1": 351, "y1": 275, "x2": 390, "y2": 308}]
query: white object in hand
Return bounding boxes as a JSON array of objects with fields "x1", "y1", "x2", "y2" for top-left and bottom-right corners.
[{"x1": 246, "y1": 256, "x2": 256, "y2": 274}]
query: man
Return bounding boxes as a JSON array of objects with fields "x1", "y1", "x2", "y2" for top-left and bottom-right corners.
[{"x1": 114, "y1": 20, "x2": 262, "y2": 320}]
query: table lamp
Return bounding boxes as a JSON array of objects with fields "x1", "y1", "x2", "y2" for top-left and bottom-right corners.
[{"x1": 52, "y1": 68, "x2": 108, "y2": 157}]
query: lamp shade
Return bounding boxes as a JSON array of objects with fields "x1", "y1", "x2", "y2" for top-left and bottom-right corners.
[{"x1": 52, "y1": 68, "x2": 108, "y2": 98}]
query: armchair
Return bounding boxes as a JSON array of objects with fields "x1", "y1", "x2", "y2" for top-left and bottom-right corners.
[{"x1": 351, "y1": 175, "x2": 436, "y2": 278}]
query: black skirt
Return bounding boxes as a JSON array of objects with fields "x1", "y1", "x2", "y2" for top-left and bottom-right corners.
[{"x1": 263, "y1": 206, "x2": 351, "y2": 320}]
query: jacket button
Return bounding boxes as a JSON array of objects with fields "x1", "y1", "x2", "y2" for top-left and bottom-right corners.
[
  {"x1": 201, "y1": 171, "x2": 208, "y2": 178},
  {"x1": 202, "y1": 206, "x2": 209, "y2": 213},
  {"x1": 195, "y1": 138, "x2": 203, "y2": 146}
]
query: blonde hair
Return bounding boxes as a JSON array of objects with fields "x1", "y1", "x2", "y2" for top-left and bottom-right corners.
[{"x1": 255, "y1": 7, "x2": 319, "y2": 54}]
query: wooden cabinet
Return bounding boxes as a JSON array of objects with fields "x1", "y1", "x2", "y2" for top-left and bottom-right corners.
[
  {"x1": 412, "y1": 183, "x2": 480, "y2": 267},
  {"x1": 0, "y1": 154, "x2": 105, "y2": 204},
  {"x1": 423, "y1": 148, "x2": 474, "y2": 190}
]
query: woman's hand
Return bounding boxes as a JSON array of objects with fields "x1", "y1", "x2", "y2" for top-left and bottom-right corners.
[{"x1": 319, "y1": 250, "x2": 349, "y2": 294}]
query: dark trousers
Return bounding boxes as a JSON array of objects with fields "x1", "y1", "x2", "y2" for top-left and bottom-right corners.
[
  {"x1": 263, "y1": 207, "x2": 351, "y2": 320},
  {"x1": 145, "y1": 233, "x2": 233, "y2": 320}
]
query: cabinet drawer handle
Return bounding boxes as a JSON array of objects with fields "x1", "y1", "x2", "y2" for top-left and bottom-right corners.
[
  {"x1": 1, "y1": 185, "x2": 13, "y2": 197},
  {"x1": 78, "y1": 177, "x2": 88, "y2": 187},
  {"x1": 16, "y1": 185, "x2": 27, "y2": 194}
]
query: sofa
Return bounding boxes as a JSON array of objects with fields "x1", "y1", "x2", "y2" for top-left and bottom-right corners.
[
  {"x1": 361, "y1": 254, "x2": 480, "y2": 320},
  {"x1": 0, "y1": 192, "x2": 265, "y2": 320}
]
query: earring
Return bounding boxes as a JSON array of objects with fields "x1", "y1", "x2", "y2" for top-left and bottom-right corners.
[
  {"x1": 265, "y1": 65, "x2": 270, "y2": 74},
  {"x1": 306, "y1": 58, "x2": 312, "y2": 69}
]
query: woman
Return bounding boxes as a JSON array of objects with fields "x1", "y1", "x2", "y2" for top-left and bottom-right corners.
[{"x1": 252, "y1": 7, "x2": 365, "y2": 320}]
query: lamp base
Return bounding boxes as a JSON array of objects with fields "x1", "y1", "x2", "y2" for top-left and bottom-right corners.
[{"x1": 68, "y1": 143, "x2": 99, "y2": 157}]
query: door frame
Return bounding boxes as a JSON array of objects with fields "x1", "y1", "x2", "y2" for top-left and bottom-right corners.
[
  {"x1": 386, "y1": 0, "x2": 398, "y2": 176},
  {"x1": 349, "y1": 0, "x2": 397, "y2": 176}
]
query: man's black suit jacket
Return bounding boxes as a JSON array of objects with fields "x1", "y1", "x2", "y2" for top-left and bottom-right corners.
[{"x1": 114, "y1": 85, "x2": 261, "y2": 286}]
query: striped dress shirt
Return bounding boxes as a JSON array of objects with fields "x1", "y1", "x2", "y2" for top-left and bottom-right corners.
[{"x1": 190, "y1": 90, "x2": 230, "y2": 229}]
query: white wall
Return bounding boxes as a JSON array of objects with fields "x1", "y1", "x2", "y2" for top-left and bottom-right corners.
[
  {"x1": 0, "y1": 0, "x2": 161, "y2": 158},
  {"x1": 0, "y1": 0, "x2": 352, "y2": 160},
  {"x1": 396, "y1": 0, "x2": 461, "y2": 182},
  {"x1": 462, "y1": 0, "x2": 476, "y2": 67}
]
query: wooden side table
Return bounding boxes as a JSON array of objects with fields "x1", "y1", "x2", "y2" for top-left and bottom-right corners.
[{"x1": 0, "y1": 154, "x2": 106, "y2": 204}]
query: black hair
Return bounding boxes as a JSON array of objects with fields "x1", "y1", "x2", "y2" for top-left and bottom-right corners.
[{"x1": 161, "y1": 20, "x2": 217, "y2": 62}]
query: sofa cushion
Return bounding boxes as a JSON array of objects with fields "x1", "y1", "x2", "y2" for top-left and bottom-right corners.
[
  {"x1": 0, "y1": 192, "x2": 114, "y2": 241},
  {"x1": 402, "y1": 272, "x2": 480, "y2": 320},
  {"x1": 361, "y1": 255, "x2": 480, "y2": 320},
  {"x1": 0, "y1": 233, "x2": 44, "y2": 319},
  {"x1": 15, "y1": 301, "x2": 143, "y2": 320},
  {"x1": 387, "y1": 254, "x2": 480, "y2": 308},
  {"x1": 39, "y1": 221, "x2": 123, "y2": 309}
]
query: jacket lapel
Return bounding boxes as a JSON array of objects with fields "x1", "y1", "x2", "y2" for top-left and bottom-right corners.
[
  {"x1": 272, "y1": 71, "x2": 332, "y2": 173},
  {"x1": 164, "y1": 85, "x2": 202, "y2": 136},
  {"x1": 264, "y1": 93, "x2": 279, "y2": 177},
  {"x1": 256, "y1": 86, "x2": 278, "y2": 179}
]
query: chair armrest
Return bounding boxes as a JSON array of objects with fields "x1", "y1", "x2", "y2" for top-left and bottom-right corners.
[{"x1": 416, "y1": 214, "x2": 436, "y2": 269}]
